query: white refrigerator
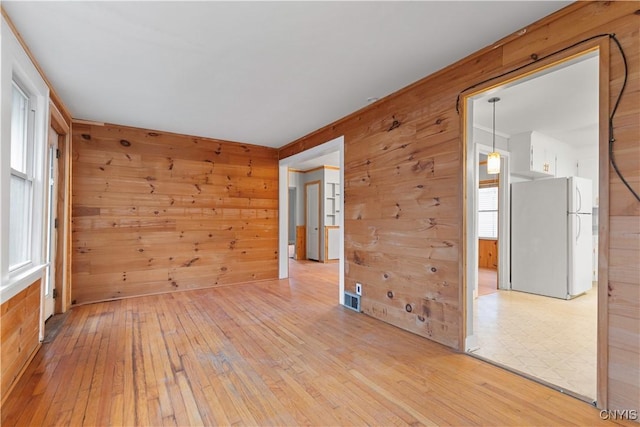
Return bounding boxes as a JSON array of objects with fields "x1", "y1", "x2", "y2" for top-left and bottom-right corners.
[{"x1": 511, "y1": 177, "x2": 593, "y2": 299}]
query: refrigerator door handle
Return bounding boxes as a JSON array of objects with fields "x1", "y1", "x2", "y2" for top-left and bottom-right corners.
[
  {"x1": 576, "y1": 214, "x2": 581, "y2": 241},
  {"x1": 576, "y1": 186, "x2": 582, "y2": 213}
]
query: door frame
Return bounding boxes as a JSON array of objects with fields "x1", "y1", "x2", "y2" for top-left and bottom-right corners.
[
  {"x1": 44, "y1": 127, "x2": 58, "y2": 321},
  {"x1": 304, "y1": 180, "x2": 321, "y2": 261},
  {"x1": 475, "y1": 143, "x2": 511, "y2": 291},
  {"x1": 278, "y1": 136, "x2": 345, "y2": 302},
  {"x1": 460, "y1": 43, "x2": 609, "y2": 407},
  {"x1": 464, "y1": 140, "x2": 510, "y2": 351},
  {"x1": 288, "y1": 187, "x2": 296, "y2": 245},
  {"x1": 48, "y1": 102, "x2": 70, "y2": 315}
]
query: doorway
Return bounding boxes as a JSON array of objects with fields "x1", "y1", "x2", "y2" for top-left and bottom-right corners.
[
  {"x1": 278, "y1": 136, "x2": 345, "y2": 303},
  {"x1": 288, "y1": 188, "x2": 296, "y2": 258},
  {"x1": 476, "y1": 151, "x2": 504, "y2": 298},
  {"x1": 44, "y1": 127, "x2": 59, "y2": 321},
  {"x1": 463, "y1": 49, "x2": 604, "y2": 403},
  {"x1": 305, "y1": 181, "x2": 321, "y2": 261},
  {"x1": 43, "y1": 102, "x2": 70, "y2": 338}
]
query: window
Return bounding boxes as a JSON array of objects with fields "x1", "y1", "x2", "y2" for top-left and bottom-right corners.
[
  {"x1": 9, "y1": 81, "x2": 35, "y2": 271},
  {"x1": 478, "y1": 186, "x2": 498, "y2": 239},
  {"x1": 2, "y1": 16, "x2": 49, "y2": 304}
]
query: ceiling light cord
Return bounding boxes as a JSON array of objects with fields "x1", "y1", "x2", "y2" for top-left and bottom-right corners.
[{"x1": 455, "y1": 33, "x2": 638, "y2": 202}]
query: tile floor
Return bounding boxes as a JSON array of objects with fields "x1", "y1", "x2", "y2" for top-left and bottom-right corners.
[{"x1": 472, "y1": 284, "x2": 597, "y2": 402}]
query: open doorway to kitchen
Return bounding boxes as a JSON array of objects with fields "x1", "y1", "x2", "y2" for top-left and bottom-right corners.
[{"x1": 464, "y1": 50, "x2": 602, "y2": 404}]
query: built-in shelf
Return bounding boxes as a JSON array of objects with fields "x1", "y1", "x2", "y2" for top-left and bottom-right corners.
[{"x1": 325, "y1": 182, "x2": 340, "y2": 226}]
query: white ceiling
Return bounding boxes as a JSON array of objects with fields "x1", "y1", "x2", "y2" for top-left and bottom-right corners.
[
  {"x1": 3, "y1": 1, "x2": 571, "y2": 149},
  {"x1": 472, "y1": 54, "x2": 599, "y2": 147},
  {"x1": 290, "y1": 151, "x2": 340, "y2": 171}
]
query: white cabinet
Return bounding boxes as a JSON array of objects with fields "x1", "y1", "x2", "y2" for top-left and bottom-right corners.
[
  {"x1": 327, "y1": 227, "x2": 340, "y2": 260},
  {"x1": 325, "y1": 182, "x2": 340, "y2": 225},
  {"x1": 510, "y1": 131, "x2": 556, "y2": 178}
]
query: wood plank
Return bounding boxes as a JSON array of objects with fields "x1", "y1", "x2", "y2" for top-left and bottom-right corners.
[
  {"x1": 295, "y1": 225, "x2": 306, "y2": 260},
  {"x1": 72, "y1": 123, "x2": 279, "y2": 304},
  {"x1": 0, "y1": 280, "x2": 42, "y2": 404},
  {"x1": 478, "y1": 239, "x2": 498, "y2": 269},
  {"x1": 609, "y1": 216, "x2": 640, "y2": 250},
  {"x1": 608, "y1": 281, "x2": 640, "y2": 321},
  {"x1": 608, "y1": 247, "x2": 640, "y2": 285},
  {"x1": 608, "y1": 346, "x2": 640, "y2": 411}
]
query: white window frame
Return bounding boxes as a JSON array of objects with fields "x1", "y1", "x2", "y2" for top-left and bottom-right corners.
[
  {"x1": 9, "y1": 79, "x2": 36, "y2": 272},
  {"x1": 1, "y1": 16, "x2": 50, "y2": 304},
  {"x1": 478, "y1": 186, "x2": 499, "y2": 240}
]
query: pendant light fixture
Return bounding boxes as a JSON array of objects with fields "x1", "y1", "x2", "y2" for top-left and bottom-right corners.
[{"x1": 487, "y1": 97, "x2": 501, "y2": 175}]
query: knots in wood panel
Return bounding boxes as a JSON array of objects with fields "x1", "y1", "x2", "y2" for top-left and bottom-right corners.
[{"x1": 387, "y1": 115, "x2": 401, "y2": 132}]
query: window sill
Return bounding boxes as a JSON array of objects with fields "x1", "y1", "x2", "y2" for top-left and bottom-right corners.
[{"x1": 1, "y1": 264, "x2": 46, "y2": 304}]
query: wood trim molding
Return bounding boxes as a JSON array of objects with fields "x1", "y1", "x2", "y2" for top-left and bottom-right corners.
[
  {"x1": 49, "y1": 103, "x2": 71, "y2": 314},
  {"x1": 289, "y1": 165, "x2": 340, "y2": 174},
  {"x1": 72, "y1": 118, "x2": 105, "y2": 127},
  {"x1": 49, "y1": 101, "x2": 70, "y2": 134},
  {"x1": 479, "y1": 179, "x2": 499, "y2": 188}
]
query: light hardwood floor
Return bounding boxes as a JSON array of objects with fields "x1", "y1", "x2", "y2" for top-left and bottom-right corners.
[{"x1": 1, "y1": 261, "x2": 631, "y2": 426}]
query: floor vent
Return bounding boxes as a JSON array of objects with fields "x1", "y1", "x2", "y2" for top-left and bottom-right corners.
[{"x1": 343, "y1": 292, "x2": 361, "y2": 312}]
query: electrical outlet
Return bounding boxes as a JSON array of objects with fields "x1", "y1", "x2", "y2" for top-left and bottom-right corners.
[{"x1": 355, "y1": 283, "x2": 362, "y2": 296}]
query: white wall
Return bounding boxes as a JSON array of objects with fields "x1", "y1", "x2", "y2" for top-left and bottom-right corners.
[
  {"x1": 576, "y1": 143, "x2": 599, "y2": 206},
  {"x1": 474, "y1": 127, "x2": 509, "y2": 152},
  {"x1": 288, "y1": 170, "x2": 305, "y2": 226},
  {"x1": 288, "y1": 188, "x2": 296, "y2": 244}
]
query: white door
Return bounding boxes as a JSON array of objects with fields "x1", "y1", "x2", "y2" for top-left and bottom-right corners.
[
  {"x1": 306, "y1": 182, "x2": 320, "y2": 261},
  {"x1": 44, "y1": 126, "x2": 59, "y2": 320}
]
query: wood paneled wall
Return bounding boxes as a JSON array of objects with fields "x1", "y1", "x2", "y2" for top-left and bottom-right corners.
[
  {"x1": 278, "y1": 2, "x2": 639, "y2": 410},
  {"x1": 478, "y1": 239, "x2": 497, "y2": 269},
  {"x1": 295, "y1": 225, "x2": 306, "y2": 260},
  {"x1": 71, "y1": 123, "x2": 279, "y2": 304},
  {"x1": 1, "y1": 279, "x2": 41, "y2": 403}
]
